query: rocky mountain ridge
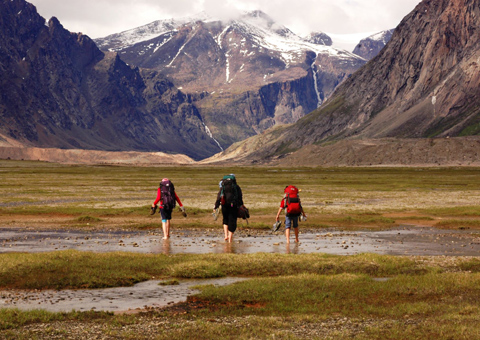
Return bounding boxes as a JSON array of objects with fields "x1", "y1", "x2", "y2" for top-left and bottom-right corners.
[
  {"x1": 95, "y1": 11, "x2": 366, "y2": 148},
  {"x1": 213, "y1": 0, "x2": 480, "y2": 164},
  {"x1": 0, "y1": 0, "x2": 223, "y2": 160}
]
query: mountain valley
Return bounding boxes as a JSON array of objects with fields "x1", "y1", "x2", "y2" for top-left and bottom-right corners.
[{"x1": 1, "y1": 0, "x2": 480, "y2": 167}]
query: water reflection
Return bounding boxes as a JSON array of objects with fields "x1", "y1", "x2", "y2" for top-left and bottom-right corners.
[
  {"x1": 222, "y1": 242, "x2": 233, "y2": 253},
  {"x1": 285, "y1": 243, "x2": 300, "y2": 254},
  {"x1": 161, "y1": 239, "x2": 171, "y2": 255},
  {"x1": 153, "y1": 238, "x2": 250, "y2": 255}
]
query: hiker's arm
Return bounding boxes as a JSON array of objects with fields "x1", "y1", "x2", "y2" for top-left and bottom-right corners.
[
  {"x1": 238, "y1": 186, "x2": 244, "y2": 206},
  {"x1": 214, "y1": 190, "x2": 221, "y2": 210},
  {"x1": 300, "y1": 201, "x2": 306, "y2": 216},
  {"x1": 276, "y1": 199, "x2": 286, "y2": 220},
  {"x1": 152, "y1": 188, "x2": 161, "y2": 207},
  {"x1": 275, "y1": 207, "x2": 283, "y2": 221},
  {"x1": 174, "y1": 192, "x2": 183, "y2": 207}
]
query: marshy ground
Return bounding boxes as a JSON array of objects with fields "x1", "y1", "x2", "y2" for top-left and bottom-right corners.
[{"x1": 1, "y1": 160, "x2": 480, "y2": 339}]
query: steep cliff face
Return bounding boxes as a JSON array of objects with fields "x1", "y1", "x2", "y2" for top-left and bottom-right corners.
[
  {"x1": 96, "y1": 11, "x2": 365, "y2": 150},
  {"x1": 218, "y1": 0, "x2": 480, "y2": 162},
  {"x1": 0, "y1": 0, "x2": 222, "y2": 159}
]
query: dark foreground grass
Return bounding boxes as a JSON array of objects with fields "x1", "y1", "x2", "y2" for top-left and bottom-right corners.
[
  {"x1": 1, "y1": 252, "x2": 480, "y2": 339},
  {"x1": 193, "y1": 272, "x2": 480, "y2": 318},
  {"x1": 0, "y1": 309, "x2": 111, "y2": 331},
  {"x1": 0, "y1": 251, "x2": 441, "y2": 290},
  {"x1": 2, "y1": 263, "x2": 480, "y2": 339}
]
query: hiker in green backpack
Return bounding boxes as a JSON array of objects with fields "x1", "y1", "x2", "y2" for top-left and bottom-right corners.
[{"x1": 214, "y1": 174, "x2": 244, "y2": 243}]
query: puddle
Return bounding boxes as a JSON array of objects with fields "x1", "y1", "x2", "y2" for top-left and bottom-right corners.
[
  {"x1": 0, "y1": 226, "x2": 479, "y2": 256},
  {"x1": 0, "y1": 277, "x2": 246, "y2": 313}
]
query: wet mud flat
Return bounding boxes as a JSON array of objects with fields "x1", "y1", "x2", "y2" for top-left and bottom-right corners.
[
  {"x1": 0, "y1": 278, "x2": 246, "y2": 313},
  {"x1": 0, "y1": 225, "x2": 479, "y2": 256}
]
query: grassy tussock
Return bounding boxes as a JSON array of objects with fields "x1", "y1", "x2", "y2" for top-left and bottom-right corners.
[
  {"x1": 0, "y1": 251, "x2": 454, "y2": 290},
  {"x1": 195, "y1": 272, "x2": 480, "y2": 317}
]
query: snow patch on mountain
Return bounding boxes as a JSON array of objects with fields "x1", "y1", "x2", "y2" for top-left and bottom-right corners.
[
  {"x1": 366, "y1": 30, "x2": 394, "y2": 44},
  {"x1": 96, "y1": 10, "x2": 360, "y2": 64},
  {"x1": 95, "y1": 12, "x2": 210, "y2": 51}
]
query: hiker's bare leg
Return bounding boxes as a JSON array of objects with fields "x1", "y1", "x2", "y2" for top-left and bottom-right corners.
[
  {"x1": 294, "y1": 227, "x2": 299, "y2": 243},
  {"x1": 162, "y1": 220, "x2": 171, "y2": 239},
  {"x1": 285, "y1": 228, "x2": 291, "y2": 244},
  {"x1": 162, "y1": 221, "x2": 168, "y2": 240},
  {"x1": 166, "y1": 220, "x2": 171, "y2": 238},
  {"x1": 228, "y1": 231, "x2": 234, "y2": 243},
  {"x1": 223, "y1": 224, "x2": 229, "y2": 240}
]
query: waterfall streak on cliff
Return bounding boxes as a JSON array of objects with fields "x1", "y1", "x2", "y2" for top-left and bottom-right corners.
[
  {"x1": 203, "y1": 123, "x2": 224, "y2": 151},
  {"x1": 311, "y1": 56, "x2": 322, "y2": 107}
]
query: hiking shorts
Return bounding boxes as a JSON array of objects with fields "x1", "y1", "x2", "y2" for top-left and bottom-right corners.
[
  {"x1": 285, "y1": 214, "x2": 299, "y2": 229},
  {"x1": 160, "y1": 208, "x2": 173, "y2": 221},
  {"x1": 222, "y1": 205, "x2": 238, "y2": 233}
]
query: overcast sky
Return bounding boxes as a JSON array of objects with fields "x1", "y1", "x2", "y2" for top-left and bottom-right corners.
[{"x1": 28, "y1": 0, "x2": 422, "y2": 50}]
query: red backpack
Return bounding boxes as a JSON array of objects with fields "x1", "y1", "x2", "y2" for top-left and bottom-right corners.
[{"x1": 284, "y1": 185, "x2": 302, "y2": 216}]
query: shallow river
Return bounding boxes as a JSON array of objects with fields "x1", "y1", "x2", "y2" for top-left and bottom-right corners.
[
  {"x1": 1, "y1": 226, "x2": 479, "y2": 256},
  {"x1": 1, "y1": 226, "x2": 479, "y2": 313}
]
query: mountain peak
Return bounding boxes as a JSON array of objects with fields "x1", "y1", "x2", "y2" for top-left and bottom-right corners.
[{"x1": 352, "y1": 28, "x2": 394, "y2": 59}]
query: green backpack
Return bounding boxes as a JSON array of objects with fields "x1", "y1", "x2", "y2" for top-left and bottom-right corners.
[{"x1": 220, "y1": 175, "x2": 238, "y2": 206}]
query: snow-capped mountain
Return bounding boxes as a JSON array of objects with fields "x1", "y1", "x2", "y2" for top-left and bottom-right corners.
[
  {"x1": 95, "y1": 11, "x2": 366, "y2": 149},
  {"x1": 353, "y1": 29, "x2": 394, "y2": 60},
  {"x1": 217, "y1": 0, "x2": 480, "y2": 164},
  {"x1": 95, "y1": 12, "x2": 211, "y2": 52}
]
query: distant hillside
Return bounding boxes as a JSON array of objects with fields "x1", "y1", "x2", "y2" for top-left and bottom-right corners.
[{"x1": 212, "y1": 0, "x2": 480, "y2": 164}]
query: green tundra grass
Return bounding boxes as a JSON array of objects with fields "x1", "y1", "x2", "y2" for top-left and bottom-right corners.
[{"x1": 1, "y1": 160, "x2": 480, "y2": 339}]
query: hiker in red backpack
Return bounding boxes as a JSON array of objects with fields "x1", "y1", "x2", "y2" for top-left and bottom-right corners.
[
  {"x1": 275, "y1": 185, "x2": 307, "y2": 244},
  {"x1": 151, "y1": 178, "x2": 186, "y2": 240},
  {"x1": 214, "y1": 174, "x2": 244, "y2": 243}
]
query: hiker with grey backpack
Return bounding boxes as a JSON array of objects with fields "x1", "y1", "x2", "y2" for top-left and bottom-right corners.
[
  {"x1": 151, "y1": 178, "x2": 186, "y2": 240},
  {"x1": 214, "y1": 174, "x2": 245, "y2": 243}
]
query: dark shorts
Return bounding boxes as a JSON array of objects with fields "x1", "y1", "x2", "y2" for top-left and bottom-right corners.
[
  {"x1": 285, "y1": 214, "x2": 299, "y2": 229},
  {"x1": 222, "y1": 205, "x2": 238, "y2": 233},
  {"x1": 160, "y1": 208, "x2": 172, "y2": 221}
]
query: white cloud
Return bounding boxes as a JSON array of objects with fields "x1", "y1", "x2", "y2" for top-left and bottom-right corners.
[{"x1": 28, "y1": 0, "x2": 422, "y2": 42}]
